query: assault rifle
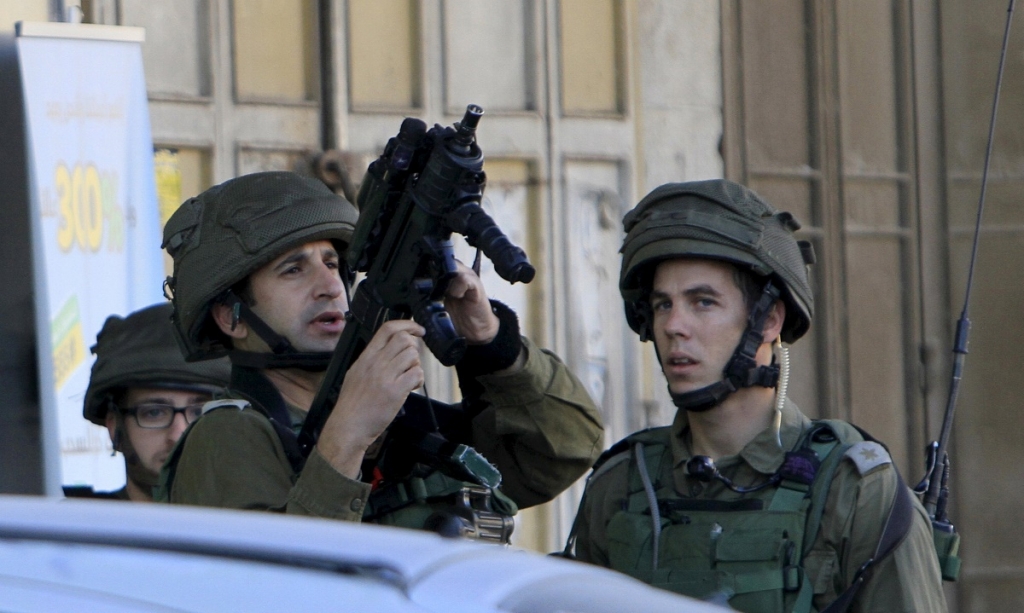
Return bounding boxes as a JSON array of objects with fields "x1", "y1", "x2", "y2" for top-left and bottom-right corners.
[{"x1": 296, "y1": 105, "x2": 535, "y2": 487}]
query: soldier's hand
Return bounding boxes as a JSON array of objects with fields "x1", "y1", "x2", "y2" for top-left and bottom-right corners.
[
  {"x1": 316, "y1": 319, "x2": 425, "y2": 477},
  {"x1": 445, "y1": 260, "x2": 500, "y2": 344}
]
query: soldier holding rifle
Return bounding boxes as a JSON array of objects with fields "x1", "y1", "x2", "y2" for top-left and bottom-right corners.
[{"x1": 158, "y1": 108, "x2": 602, "y2": 542}]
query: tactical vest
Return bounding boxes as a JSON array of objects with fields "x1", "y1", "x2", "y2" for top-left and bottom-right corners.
[
  {"x1": 362, "y1": 467, "x2": 517, "y2": 542},
  {"x1": 579, "y1": 421, "x2": 879, "y2": 613},
  {"x1": 159, "y1": 397, "x2": 517, "y2": 543}
]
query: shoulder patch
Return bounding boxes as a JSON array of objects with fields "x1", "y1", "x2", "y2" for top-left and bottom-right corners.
[
  {"x1": 843, "y1": 441, "x2": 891, "y2": 476},
  {"x1": 201, "y1": 399, "x2": 250, "y2": 415}
]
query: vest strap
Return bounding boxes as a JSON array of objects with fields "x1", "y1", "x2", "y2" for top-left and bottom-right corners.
[
  {"x1": 820, "y1": 472, "x2": 916, "y2": 613},
  {"x1": 767, "y1": 486, "x2": 807, "y2": 512},
  {"x1": 790, "y1": 569, "x2": 815, "y2": 613},
  {"x1": 634, "y1": 442, "x2": 663, "y2": 570},
  {"x1": 365, "y1": 471, "x2": 469, "y2": 519},
  {"x1": 770, "y1": 426, "x2": 841, "y2": 514},
  {"x1": 799, "y1": 425, "x2": 849, "y2": 557},
  {"x1": 625, "y1": 441, "x2": 671, "y2": 514}
]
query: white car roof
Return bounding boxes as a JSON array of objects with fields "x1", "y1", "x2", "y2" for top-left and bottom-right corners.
[{"x1": 0, "y1": 495, "x2": 726, "y2": 613}]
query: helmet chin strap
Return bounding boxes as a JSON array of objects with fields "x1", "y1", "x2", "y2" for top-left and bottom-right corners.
[
  {"x1": 667, "y1": 280, "x2": 782, "y2": 413},
  {"x1": 218, "y1": 290, "x2": 334, "y2": 371},
  {"x1": 229, "y1": 349, "x2": 334, "y2": 371}
]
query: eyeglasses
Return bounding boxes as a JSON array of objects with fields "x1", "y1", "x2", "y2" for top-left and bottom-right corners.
[{"x1": 121, "y1": 403, "x2": 205, "y2": 429}]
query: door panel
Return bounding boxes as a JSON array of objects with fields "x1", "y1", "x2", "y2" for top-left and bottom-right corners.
[
  {"x1": 558, "y1": 0, "x2": 623, "y2": 115},
  {"x1": 121, "y1": 0, "x2": 210, "y2": 98},
  {"x1": 120, "y1": 0, "x2": 321, "y2": 185},
  {"x1": 443, "y1": 0, "x2": 536, "y2": 112},
  {"x1": 564, "y1": 159, "x2": 630, "y2": 443},
  {"x1": 942, "y1": 1, "x2": 1024, "y2": 608},
  {"x1": 233, "y1": 0, "x2": 318, "y2": 102},
  {"x1": 724, "y1": 1, "x2": 921, "y2": 474},
  {"x1": 729, "y1": 0, "x2": 834, "y2": 421},
  {"x1": 739, "y1": 0, "x2": 813, "y2": 170},
  {"x1": 346, "y1": 0, "x2": 420, "y2": 111}
]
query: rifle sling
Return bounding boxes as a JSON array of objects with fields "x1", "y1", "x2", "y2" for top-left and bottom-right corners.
[{"x1": 821, "y1": 471, "x2": 916, "y2": 613}]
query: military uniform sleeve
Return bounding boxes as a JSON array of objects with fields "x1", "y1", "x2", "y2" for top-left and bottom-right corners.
[
  {"x1": 813, "y1": 460, "x2": 948, "y2": 613},
  {"x1": 169, "y1": 406, "x2": 370, "y2": 521},
  {"x1": 469, "y1": 336, "x2": 604, "y2": 508}
]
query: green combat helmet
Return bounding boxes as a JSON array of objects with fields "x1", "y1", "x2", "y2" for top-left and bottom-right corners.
[
  {"x1": 619, "y1": 179, "x2": 816, "y2": 412},
  {"x1": 83, "y1": 302, "x2": 231, "y2": 427},
  {"x1": 161, "y1": 171, "x2": 359, "y2": 368}
]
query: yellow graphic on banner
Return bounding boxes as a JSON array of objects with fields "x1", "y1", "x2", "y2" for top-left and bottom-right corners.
[
  {"x1": 51, "y1": 296, "x2": 86, "y2": 391},
  {"x1": 154, "y1": 148, "x2": 182, "y2": 228},
  {"x1": 54, "y1": 162, "x2": 124, "y2": 253}
]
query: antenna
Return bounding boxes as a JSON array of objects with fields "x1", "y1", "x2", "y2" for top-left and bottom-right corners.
[{"x1": 921, "y1": 0, "x2": 1016, "y2": 522}]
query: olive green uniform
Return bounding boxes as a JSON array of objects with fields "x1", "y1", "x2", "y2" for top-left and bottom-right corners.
[
  {"x1": 168, "y1": 336, "x2": 604, "y2": 521},
  {"x1": 572, "y1": 400, "x2": 946, "y2": 613}
]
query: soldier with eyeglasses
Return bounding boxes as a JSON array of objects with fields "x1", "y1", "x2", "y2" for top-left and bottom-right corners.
[{"x1": 64, "y1": 303, "x2": 231, "y2": 502}]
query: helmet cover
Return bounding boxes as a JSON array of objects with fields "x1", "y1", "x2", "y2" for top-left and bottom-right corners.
[
  {"x1": 83, "y1": 302, "x2": 231, "y2": 426},
  {"x1": 619, "y1": 179, "x2": 814, "y2": 343},
  {"x1": 162, "y1": 172, "x2": 359, "y2": 360}
]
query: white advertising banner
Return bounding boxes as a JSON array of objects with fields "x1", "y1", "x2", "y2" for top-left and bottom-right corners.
[{"x1": 17, "y1": 22, "x2": 164, "y2": 494}]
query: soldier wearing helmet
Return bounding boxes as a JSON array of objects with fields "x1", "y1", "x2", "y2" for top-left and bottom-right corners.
[
  {"x1": 65, "y1": 302, "x2": 230, "y2": 502},
  {"x1": 565, "y1": 180, "x2": 946, "y2": 612},
  {"x1": 157, "y1": 172, "x2": 602, "y2": 536}
]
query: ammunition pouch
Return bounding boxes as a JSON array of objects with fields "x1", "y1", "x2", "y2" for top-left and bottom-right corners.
[
  {"x1": 601, "y1": 427, "x2": 845, "y2": 612},
  {"x1": 365, "y1": 470, "x2": 517, "y2": 544}
]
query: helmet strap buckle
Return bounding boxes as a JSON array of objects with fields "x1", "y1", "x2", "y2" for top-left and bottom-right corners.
[
  {"x1": 217, "y1": 290, "x2": 295, "y2": 355},
  {"x1": 216, "y1": 289, "x2": 339, "y2": 371}
]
